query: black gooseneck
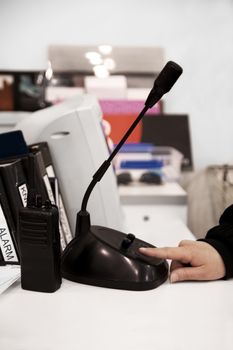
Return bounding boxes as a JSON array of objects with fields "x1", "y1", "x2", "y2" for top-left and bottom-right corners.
[{"x1": 79, "y1": 61, "x2": 183, "y2": 221}]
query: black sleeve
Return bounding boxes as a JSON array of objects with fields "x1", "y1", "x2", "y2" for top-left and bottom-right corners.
[{"x1": 198, "y1": 204, "x2": 233, "y2": 279}]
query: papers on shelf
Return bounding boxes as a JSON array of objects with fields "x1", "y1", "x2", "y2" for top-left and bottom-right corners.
[{"x1": 0, "y1": 265, "x2": 20, "y2": 295}]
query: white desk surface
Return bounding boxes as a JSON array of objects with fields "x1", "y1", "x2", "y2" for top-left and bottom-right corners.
[
  {"x1": 0, "y1": 216, "x2": 233, "y2": 350},
  {"x1": 119, "y1": 182, "x2": 187, "y2": 205},
  {"x1": 119, "y1": 181, "x2": 186, "y2": 197}
]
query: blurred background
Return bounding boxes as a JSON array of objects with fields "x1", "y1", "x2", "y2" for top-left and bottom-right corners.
[
  {"x1": 1, "y1": 0, "x2": 233, "y2": 237},
  {"x1": 1, "y1": 0, "x2": 233, "y2": 169}
]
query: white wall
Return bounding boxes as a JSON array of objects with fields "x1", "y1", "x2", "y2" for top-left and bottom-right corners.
[{"x1": 1, "y1": 0, "x2": 233, "y2": 170}]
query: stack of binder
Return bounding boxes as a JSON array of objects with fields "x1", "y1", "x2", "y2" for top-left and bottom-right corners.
[
  {"x1": 0, "y1": 175, "x2": 19, "y2": 264},
  {"x1": 0, "y1": 131, "x2": 73, "y2": 265},
  {"x1": 29, "y1": 142, "x2": 73, "y2": 248}
]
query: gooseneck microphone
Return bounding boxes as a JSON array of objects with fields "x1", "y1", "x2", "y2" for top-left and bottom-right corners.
[{"x1": 61, "y1": 61, "x2": 183, "y2": 291}]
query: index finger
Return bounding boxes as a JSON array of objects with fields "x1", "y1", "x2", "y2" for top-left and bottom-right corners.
[{"x1": 139, "y1": 246, "x2": 191, "y2": 264}]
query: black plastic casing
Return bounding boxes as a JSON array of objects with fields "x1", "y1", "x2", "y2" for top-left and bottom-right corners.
[
  {"x1": 18, "y1": 203, "x2": 61, "y2": 292},
  {"x1": 61, "y1": 219, "x2": 169, "y2": 291}
]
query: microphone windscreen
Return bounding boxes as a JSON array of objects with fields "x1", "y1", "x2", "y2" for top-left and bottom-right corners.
[
  {"x1": 145, "y1": 61, "x2": 183, "y2": 108},
  {"x1": 154, "y1": 61, "x2": 183, "y2": 94}
]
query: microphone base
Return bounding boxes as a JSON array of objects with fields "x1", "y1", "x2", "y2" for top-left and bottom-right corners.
[{"x1": 61, "y1": 225, "x2": 168, "y2": 291}]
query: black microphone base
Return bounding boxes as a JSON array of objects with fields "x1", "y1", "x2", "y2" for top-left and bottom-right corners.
[{"x1": 61, "y1": 225, "x2": 168, "y2": 291}]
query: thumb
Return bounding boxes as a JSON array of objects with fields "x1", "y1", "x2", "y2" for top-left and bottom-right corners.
[{"x1": 170, "y1": 266, "x2": 205, "y2": 283}]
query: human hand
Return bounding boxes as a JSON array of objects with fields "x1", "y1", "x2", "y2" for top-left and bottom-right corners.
[{"x1": 139, "y1": 240, "x2": 226, "y2": 283}]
